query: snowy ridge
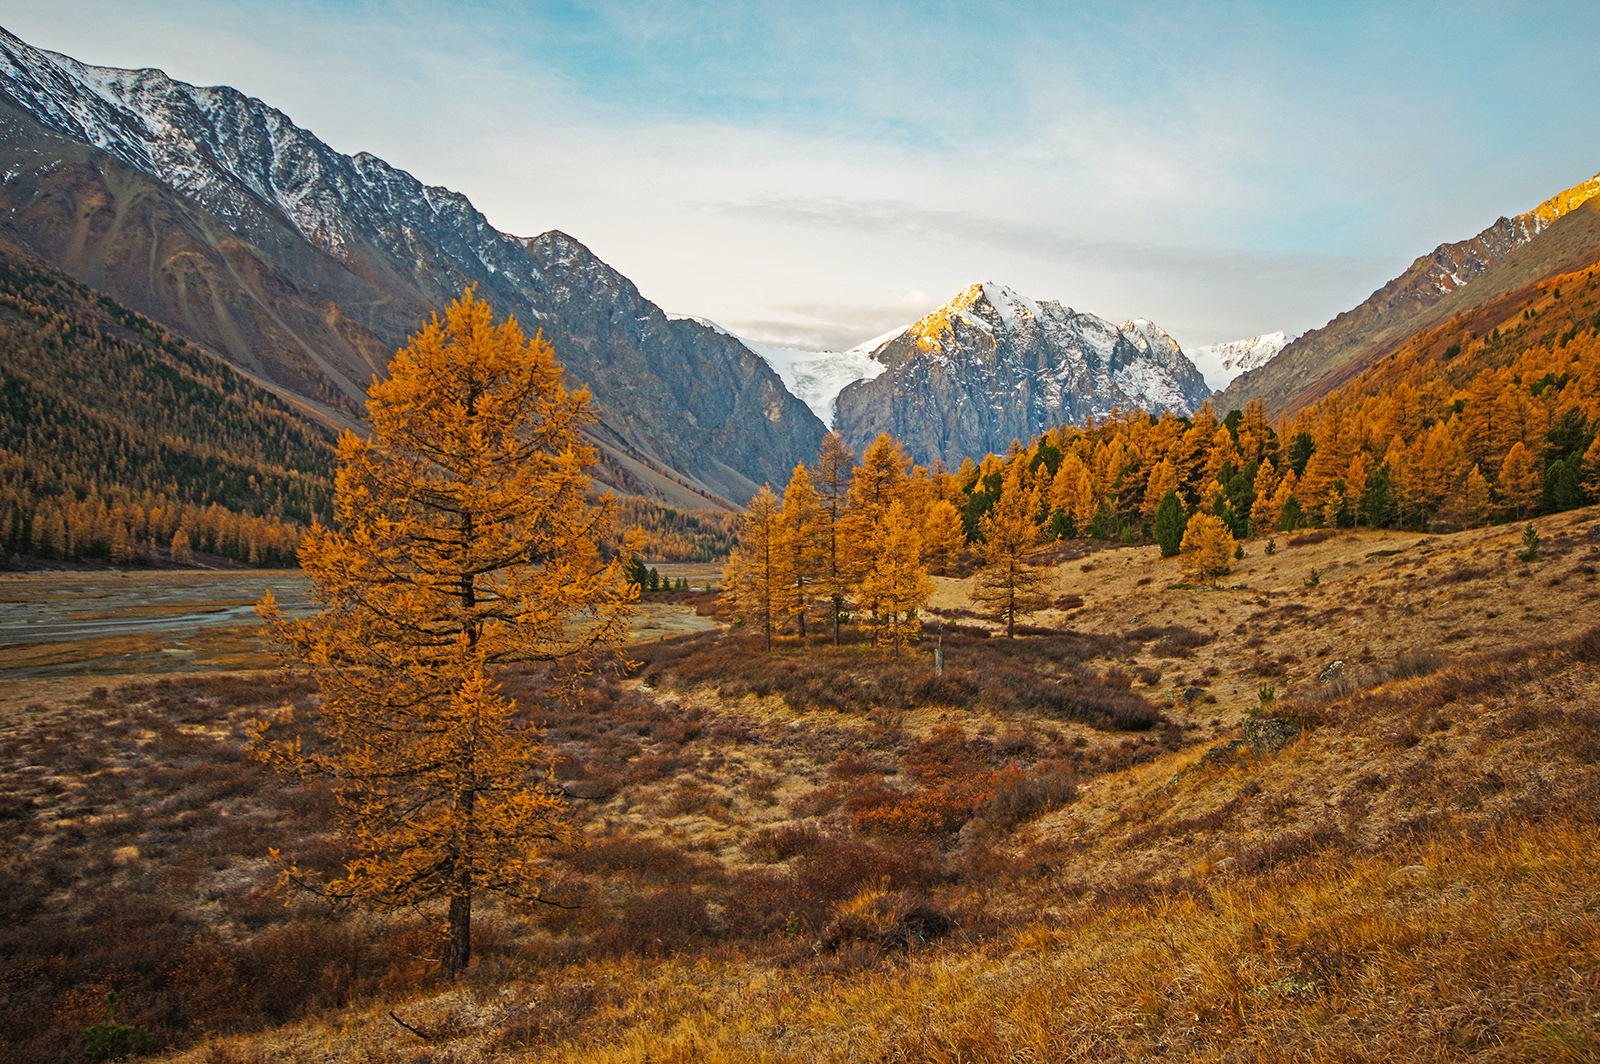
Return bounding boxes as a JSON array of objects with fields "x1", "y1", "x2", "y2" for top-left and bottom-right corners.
[
  {"x1": 835, "y1": 282, "x2": 1213, "y2": 463},
  {"x1": 738, "y1": 338, "x2": 888, "y2": 427},
  {"x1": 0, "y1": 26, "x2": 525, "y2": 281},
  {"x1": 899, "y1": 282, "x2": 1208, "y2": 419},
  {"x1": 1185, "y1": 332, "x2": 1291, "y2": 391},
  {"x1": 661, "y1": 311, "x2": 910, "y2": 426},
  {"x1": 667, "y1": 314, "x2": 890, "y2": 427},
  {"x1": 0, "y1": 25, "x2": 830, "y2": 504}
]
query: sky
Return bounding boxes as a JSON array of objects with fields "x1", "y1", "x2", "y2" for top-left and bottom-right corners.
[{"x1": 9, "y1": 1, "x2": 1600, "y2": 352}]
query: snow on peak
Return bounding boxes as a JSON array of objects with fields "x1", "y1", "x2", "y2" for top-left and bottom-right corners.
[
  {"x1": 1184, "y1": 331, "x2": 1291, "y2": 391},
  {"x1": 979, "y1": 282, "x2": 1043, "y2": 331},
  {"x1": 846, "y1": 325, "x2": 908, "y2": 356},
  {"x1": 0, "y1": 29, "x2": 519, "y2": 276},
  {"x1": 678, "y1": 320, "x2": 887, "y2": 428}
]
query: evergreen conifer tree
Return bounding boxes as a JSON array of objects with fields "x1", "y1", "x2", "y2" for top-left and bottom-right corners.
[{"x1": 1154, "y1": 490, "x2": 1185, "y2": 557}]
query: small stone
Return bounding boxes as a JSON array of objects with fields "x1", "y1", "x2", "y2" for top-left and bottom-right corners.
[
  {"x1": 1212, "y1": 857, "x2": 1239, "y2": 875},
  {"x1": 1244, "y1": 715, "x2": 1302, "y2": 755}
]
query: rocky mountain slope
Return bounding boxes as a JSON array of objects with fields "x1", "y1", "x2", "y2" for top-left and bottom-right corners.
[
  {"x1": 0, "y1": 232, "x2": 335, "y2": 559},
  {"x1": 674, "y1": 315, "x2": 899, "y2": 428},
  {"x1": 0, "y1": 26, "x2": 822, "y2": 506},
  {"x1": 832, "y1": 282, "x2": 1210, "y2": 465},
  {"x1": 1219, "y1": 171, "x2": 1600, "y2": 416}
]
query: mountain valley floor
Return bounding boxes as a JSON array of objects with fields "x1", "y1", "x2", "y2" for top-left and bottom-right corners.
[{"x1": 2, "y1": 509, "x2": 1598, "y2": 1062}]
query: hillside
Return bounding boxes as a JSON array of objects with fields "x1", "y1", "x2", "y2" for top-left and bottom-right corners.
[
  {"x1": 1220, "y1": 172, "x2": 1600, "y2": 418},
  {"x1": 1, "y1": 509, "x2": 1596, "y2": 1062},
  {"x1": 0, "y1": 27, "x2": 822, "y2": 507},
  {"x1": 0, "y1": 234, "x2": 335, "y2": 565}
]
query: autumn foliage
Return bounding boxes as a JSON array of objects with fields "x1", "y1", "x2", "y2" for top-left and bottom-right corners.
[{"x1": 256, "y1": 289, "x2": 633, "y2": 976}]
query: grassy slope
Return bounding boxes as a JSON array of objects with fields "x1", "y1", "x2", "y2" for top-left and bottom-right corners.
[{"x1": 3, "y1": 509, "x2": 1598, "y2": 1063}]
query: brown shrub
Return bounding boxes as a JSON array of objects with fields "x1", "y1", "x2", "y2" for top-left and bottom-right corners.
[
  {"x1": 567, "y1": 836, "x2": 695, "y2": 881},
  {"x1": 595, "y1": 887, "x2": 717, "y2": 956},
  {"x1": 815, "y1": 887, "x2": 955, "y2": 953},
  {"x1": 743, "y1": 823, "x2": 825, "y2": 863},
  {"x1": 979, "y1": 764, "x2": 1078, "y2": 829}
]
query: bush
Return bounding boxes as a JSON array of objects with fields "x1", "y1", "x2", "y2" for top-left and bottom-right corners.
[
  {"x1": 82, "y1": 992, "x2": 151, "y2": 1062},
  {"x1": 979, "y1": 764, "x2": 1078, "y2": 829},
  {"x1": 596, "y1": 888, "x2": 716, "y2": 956},
  {"x1": 816, "y1": 887, "x2": 955, "y2": 953}
]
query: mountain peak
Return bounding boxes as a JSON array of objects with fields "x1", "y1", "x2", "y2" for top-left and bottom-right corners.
[
  {"x1": 0, "y1": 24, "x2": 825, "y2": 504},
  {"x1": 834, "y1": 281, "x2": 1210, "y2": 464},
  {"x1": 1523, "y1": 170, "x2": 1600, "y2": 231}
]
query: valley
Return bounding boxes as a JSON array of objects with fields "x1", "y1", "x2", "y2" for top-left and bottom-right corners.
[
  {"x1": 2, "y1": 16, "x2": 1599, "y2": 1064},
  {"x1": 1, "y1": 509, "x2": 1597, "y2": 1062}
]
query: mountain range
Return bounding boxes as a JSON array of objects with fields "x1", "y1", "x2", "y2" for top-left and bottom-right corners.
[
  {"x1": 4, "y1": 24, "x2": 1600, "y2": 509},
  {"x1": 0, "y1": 26, "x2": 823, "y2": 508},
  {"x1": 830, "y1": 283, "x2": 1210, "y2": 465},
  {"x1": 0, "y1": 26, "x2": 1215, "y2": 500},
  {"x1": 1218, "y1": 172, "x2": 1600, "y2": 415}
]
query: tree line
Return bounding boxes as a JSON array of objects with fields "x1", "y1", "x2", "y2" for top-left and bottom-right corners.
[{"x1": 724, "y1": 286, "x2": 1600, "y2": 644}]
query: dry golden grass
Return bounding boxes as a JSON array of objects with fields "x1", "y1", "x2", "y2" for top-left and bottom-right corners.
[
  {"x1": 0, "y1": 633, "x2": 163, "y2": 669},
  {"x1": 5, "y1": 508, "x2": 1598, "y2": 1064},
  {"x1": 163, "y1": 813, "x2": 1600, "y2": 1064}
]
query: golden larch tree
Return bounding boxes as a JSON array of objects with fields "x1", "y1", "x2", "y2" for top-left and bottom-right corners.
[
  {"x1": 1267, "y1": 470, "x2": 1300, "y2": 531},
  {"x1": 840, "y1": 433, "x2": 911, "y2": 623},
  {"x1": 169, "y1": 527, "x2": 193, "y2": 564},
  {"x1": 1248, "y1": 459, "x2": 1278, "y2": 537},
  {"x1": 1180, "y1": 512, "x2": 1236, "y2": 587},
  {"x1": 970, "y1": 466, "x2": 1053, "y2": 637},
  {"x1": 811, "y1": 431, "x2": 857, "y2": 644},
  {"x1": 1454, "y1": 464, "x2": 1493, "y2": 528},
  {"x1": 255, "y1": 289, "x2": 634, "y2": 977},
  {"x1": 726, "y1": 484, "x2": 788, "y2": 649},
  {"x1": 1141, "y1": 456, "x2": 1180, "y2": 524},
  {"x1": 1497, "y1": 441, "x2": 1541, "y2": 519},
  {"x1": 857, "y1": 497, "x2": 933, "y2": 651},
  {"x1": 921, "y1": 497, "x2": 968, "y2": 575},
  {"x1": 1582, "y1": 433, "x2": 1600, "y2": 503},
  {"x1": 777, "y1": 465, "x2": 827, "y2": 636}
]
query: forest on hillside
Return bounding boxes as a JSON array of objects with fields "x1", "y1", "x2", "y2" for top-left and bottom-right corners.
[
  {"x1": 0, "y1": 245, "x2": 335, "y2": 567},
  {"x1": 716, "y1": 264, "x2": 1600, "y2": 649}
]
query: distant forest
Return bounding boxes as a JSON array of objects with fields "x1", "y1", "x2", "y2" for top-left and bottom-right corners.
[
  {"x1": 0, "y1": 242, "x2": 744, "y2": 570},
  {"x1": 0, "y1": 243, "x2": 336, "y2": 567},
  {"x1": 3, "y1": 235, "x2": 1596, "y2": 574}
]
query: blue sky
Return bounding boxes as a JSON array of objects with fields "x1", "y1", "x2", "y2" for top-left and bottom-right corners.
[{"x1": 10, "y1": 1, "x2": 1600, "y2": 350}]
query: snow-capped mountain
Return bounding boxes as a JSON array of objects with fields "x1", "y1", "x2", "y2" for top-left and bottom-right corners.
[
  {"x1": 833, "y1": 283, "x2": 1211, "y2": 465},
  {"x1": 0, "y1": 26, "x2": 824, "y2": 505},
  {"x1": 672, "y1": 316, "x2": 898, "y2": 427},
  {"x1": 1185, "y1": 332, "x2": 1290, "y2": 391}
]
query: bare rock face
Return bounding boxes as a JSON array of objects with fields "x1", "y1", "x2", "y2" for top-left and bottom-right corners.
[
  {"x1": 833, "y1": 283, "x2": 1209, "y2": 465},
  {"x1": 0, "y1": 27, "x2": 823, "y2": 504}
]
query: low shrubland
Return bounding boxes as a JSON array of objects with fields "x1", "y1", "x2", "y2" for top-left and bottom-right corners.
[{"x1": 7, "y1": 517, "x2": 1600, "y2": 1063}]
